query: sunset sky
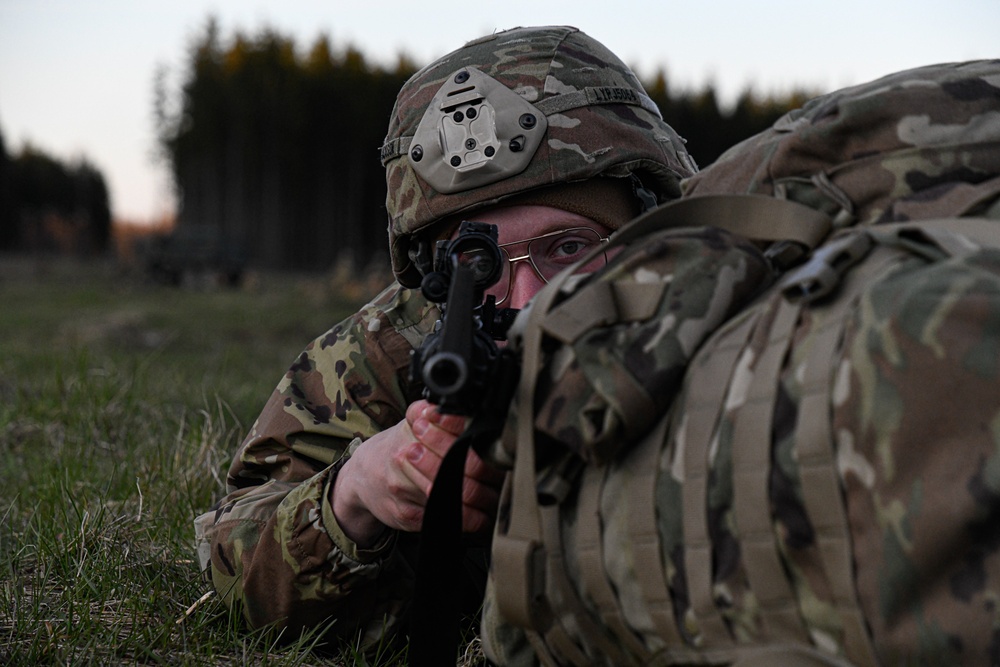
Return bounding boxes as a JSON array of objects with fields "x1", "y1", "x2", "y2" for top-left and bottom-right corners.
[{"x1": 1, "y1": 0, "x2": 997, "y2": 223}]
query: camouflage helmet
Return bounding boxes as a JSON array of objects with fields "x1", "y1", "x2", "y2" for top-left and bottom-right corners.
[{"x1": 380, "y1": 25, "x2": 699, "y2": 287}]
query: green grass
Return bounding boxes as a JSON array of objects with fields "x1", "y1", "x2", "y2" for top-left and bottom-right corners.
[{"x1": 0, "y1": 256, "x2": 431, "y2": 665}]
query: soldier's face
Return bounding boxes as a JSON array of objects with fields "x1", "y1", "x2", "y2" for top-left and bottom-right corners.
[{"x1": 453, "y1": 205, "x2": 612, "y2": 311}]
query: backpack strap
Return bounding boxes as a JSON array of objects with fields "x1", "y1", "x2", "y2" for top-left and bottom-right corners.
[
  {"x1": 614, "y1": 195, "x2": 834, "y2": 250},
  {"x1": 492, "y1": 261, "x2": 570, "y2": 666},
  {"x1": 661, "y1": 195, "x2": 833, "y2": 248},
  {"x1": 792, "y1": 249, "x2": 886, "y2": 667},
  {"x1": 623, "y1": 414, "x2": 688, "y2": 649},
  {"x1": 730, "y1": 296, "x2": 811, "y2": 642},
  {"x1": 541, "y1": 498, "x2": 636, "y2": 664},
  {"x1": 680, "y1": 309, "x2": 763, "y2": 646},
  {"x1": 540, "y1": 194, "x2": 833, "y2": 347},
  {"x1": 572, "y1": 412, "x2": 692, "y2": 661},
  {"x1": 576, "y1": 462, "x2": 657, "y2": 660}
]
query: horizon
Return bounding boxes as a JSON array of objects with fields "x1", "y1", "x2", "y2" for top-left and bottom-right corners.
[{"x1": 1, "y1": 0, "x2": 997, "y2": 224}]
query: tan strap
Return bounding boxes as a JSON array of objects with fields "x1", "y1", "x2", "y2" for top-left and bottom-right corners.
[
  {"x1": 730, "y1": 297, "x2": 810, "y2": 642},
  {"x1": 541, "y1": 279, "x2": 670, "y2": 345},
  {"x1": 575, "y1": 464, "x2": 653, "y2": 660},
  {"x1": 624, "y1": 413, "x2": 688, "y2": 649},
  {"x1": 680, "y1": 310, "x2": 762, "y2": 645},
  {"x1": 493, "y1": 248, "x2": 572, "y2": 630},
  {"x1": 615, "y1": 195, "x2": 833, "y2": 250},
  {"x1": 537, "y1": 502, "x2": 625, "y2": 665},
  {"x1": 793, "y1": 239, "x2": 904, "y2": 667},
  {"x1": 538, "y1": 194, "x2": 834, "y2": 332},
  {"x1": 491, "y1": 535, "x2": 546, "y2": 629}
]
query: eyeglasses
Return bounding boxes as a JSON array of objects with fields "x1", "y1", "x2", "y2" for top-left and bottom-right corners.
[{"x1": 492, "y1": 227, "x2": 610, "y2": 305}]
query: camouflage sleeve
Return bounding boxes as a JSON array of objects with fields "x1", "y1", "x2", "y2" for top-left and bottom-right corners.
[{"x1": 193, "y1": 282, "x2": 439, "y2": 642}]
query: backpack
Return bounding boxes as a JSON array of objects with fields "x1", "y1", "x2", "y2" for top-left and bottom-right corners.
[{"x1": 485, "y1": 59, "x2": 1000, "y2": 666}]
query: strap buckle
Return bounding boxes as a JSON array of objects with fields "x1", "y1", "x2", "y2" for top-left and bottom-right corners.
[{"x1": 780, "y1": 231, "x2": 873, "y2": 303}]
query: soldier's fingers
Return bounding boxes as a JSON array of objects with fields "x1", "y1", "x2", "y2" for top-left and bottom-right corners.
[
  {"x1": 410, "y1": 413, "x2": 463, "y2": 460},
  {"x1": 395, "y1": 439, "x2": 441, "y2": 498},
  {"x1": 462, "y1": 476, "x2": 500, "y2": 515},
  {"x1": 405, "y1": 399, "x2": 430, "y2": 426},
  {"x1": 422, "y1": 405, "x2": 469, "y2": 436},
  {"x1": 465, "y1": 449, "x2": 506, "y2": 489},
  {"x1": 384, "y1": 446, "x2": 431, "y2": 501}
]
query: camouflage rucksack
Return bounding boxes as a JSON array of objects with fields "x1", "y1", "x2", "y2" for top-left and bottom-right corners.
[{"x1": 484, "y1": 60, "x2": 1000, "y2": 666}]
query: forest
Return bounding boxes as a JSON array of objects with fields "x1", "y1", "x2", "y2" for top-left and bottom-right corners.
[
  {"x1": 1, "y1": 19, "x2": 816, "y2": 272},
  {"x1": 0, "y1": 132, "x2": 111, "y2": 256}
]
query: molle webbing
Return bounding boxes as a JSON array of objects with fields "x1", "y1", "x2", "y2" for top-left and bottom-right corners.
[
  {"x1": 540, "y1": 501, "x2": 632, "y2": 664},
  {"x1": 678, "y1": 308, "x2": 761, "y2": 647},
  {"x1": 672, "y1": 229, "x2": 890, "y2": 664},
  {"x1": 791, "y1": 252, "x2": 889, "y2": 667},
  {"x1": 575, "y1": 463, "x2": 655, "y2": 660},
  {"x1": 731, "y1": 298, "x2": 809, "y2": 642},
  {"x1": 619, "y1": 416, "x2": 686, "y2": 650},
  {"x1": 788, "y1": 217, "x2": 999, "y2": 665},
  {"x1": 673, "y1": 219, "x2": 997, "y2": 665}
]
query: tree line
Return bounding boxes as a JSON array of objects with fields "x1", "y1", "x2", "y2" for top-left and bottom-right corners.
[
  {"x1": 0, "y1": 130, "x2": 112, "y2": 256},
  {"x1": 154, "y1": 20, "x2": 816, "y2": 273},
  {"x1": 0, "y1": 19, "x2": 815, "y2": 269}
]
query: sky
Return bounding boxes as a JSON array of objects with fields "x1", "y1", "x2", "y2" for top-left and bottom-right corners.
[{"x1": 1, "y1": 0, "x2": 997, "y2": 224}]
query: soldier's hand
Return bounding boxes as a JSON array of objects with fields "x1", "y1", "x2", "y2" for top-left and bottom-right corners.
[
  {"x1": 400, "y1": 400, "x2": 506, "y2": 535},
  {"x1": 331, "y1": 400, "x2": 504, "y2": 546}
]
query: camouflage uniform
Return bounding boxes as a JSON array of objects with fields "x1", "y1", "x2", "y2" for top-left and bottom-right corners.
[
  {"x1": 193, "y1": 284, "x2": 435, "y2": 641},
  {"x1": 194, "y1": 25, "x2": 694, "y2": 651},
  {"x1": 482, "y1": 60, "x2": 1000, "y2": 666}
]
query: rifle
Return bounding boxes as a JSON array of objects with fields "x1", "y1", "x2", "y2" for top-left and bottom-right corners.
[
  {"x1": 408, "y1": 220, "x2": 520, "y2": 666},
  {"x1": 409, "y1": 220, "x2": 517, "y2": 412}
]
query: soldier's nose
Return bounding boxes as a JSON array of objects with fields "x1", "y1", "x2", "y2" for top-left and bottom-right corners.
[{"x1": 505, "y1": 262, "x2": 546, "y2": 310}]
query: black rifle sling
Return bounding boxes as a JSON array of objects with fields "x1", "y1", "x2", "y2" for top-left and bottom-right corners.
[
  {"x1": 408, "y1": 426, "x2": 472, "y2": 666},
  {"x1": 409, "y1": 353, "x2": 519, "y2": 667}
]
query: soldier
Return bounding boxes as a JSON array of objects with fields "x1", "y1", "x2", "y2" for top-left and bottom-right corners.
[{"x1": 193, "y1": 25, "x2": 697, "y2": 652}]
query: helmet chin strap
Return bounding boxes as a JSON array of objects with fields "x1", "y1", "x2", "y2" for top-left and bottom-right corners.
[
  {"x1": 631, "y1": 172, "x2": 661, "y2": 213},
  {"x1": 409, "y1": 237, "x2": 435, "y2": 278}
]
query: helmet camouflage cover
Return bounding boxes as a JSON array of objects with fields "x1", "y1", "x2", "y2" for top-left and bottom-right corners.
[{"x1": 380, "y1": 25, "x2": 698, "y2": 287}]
